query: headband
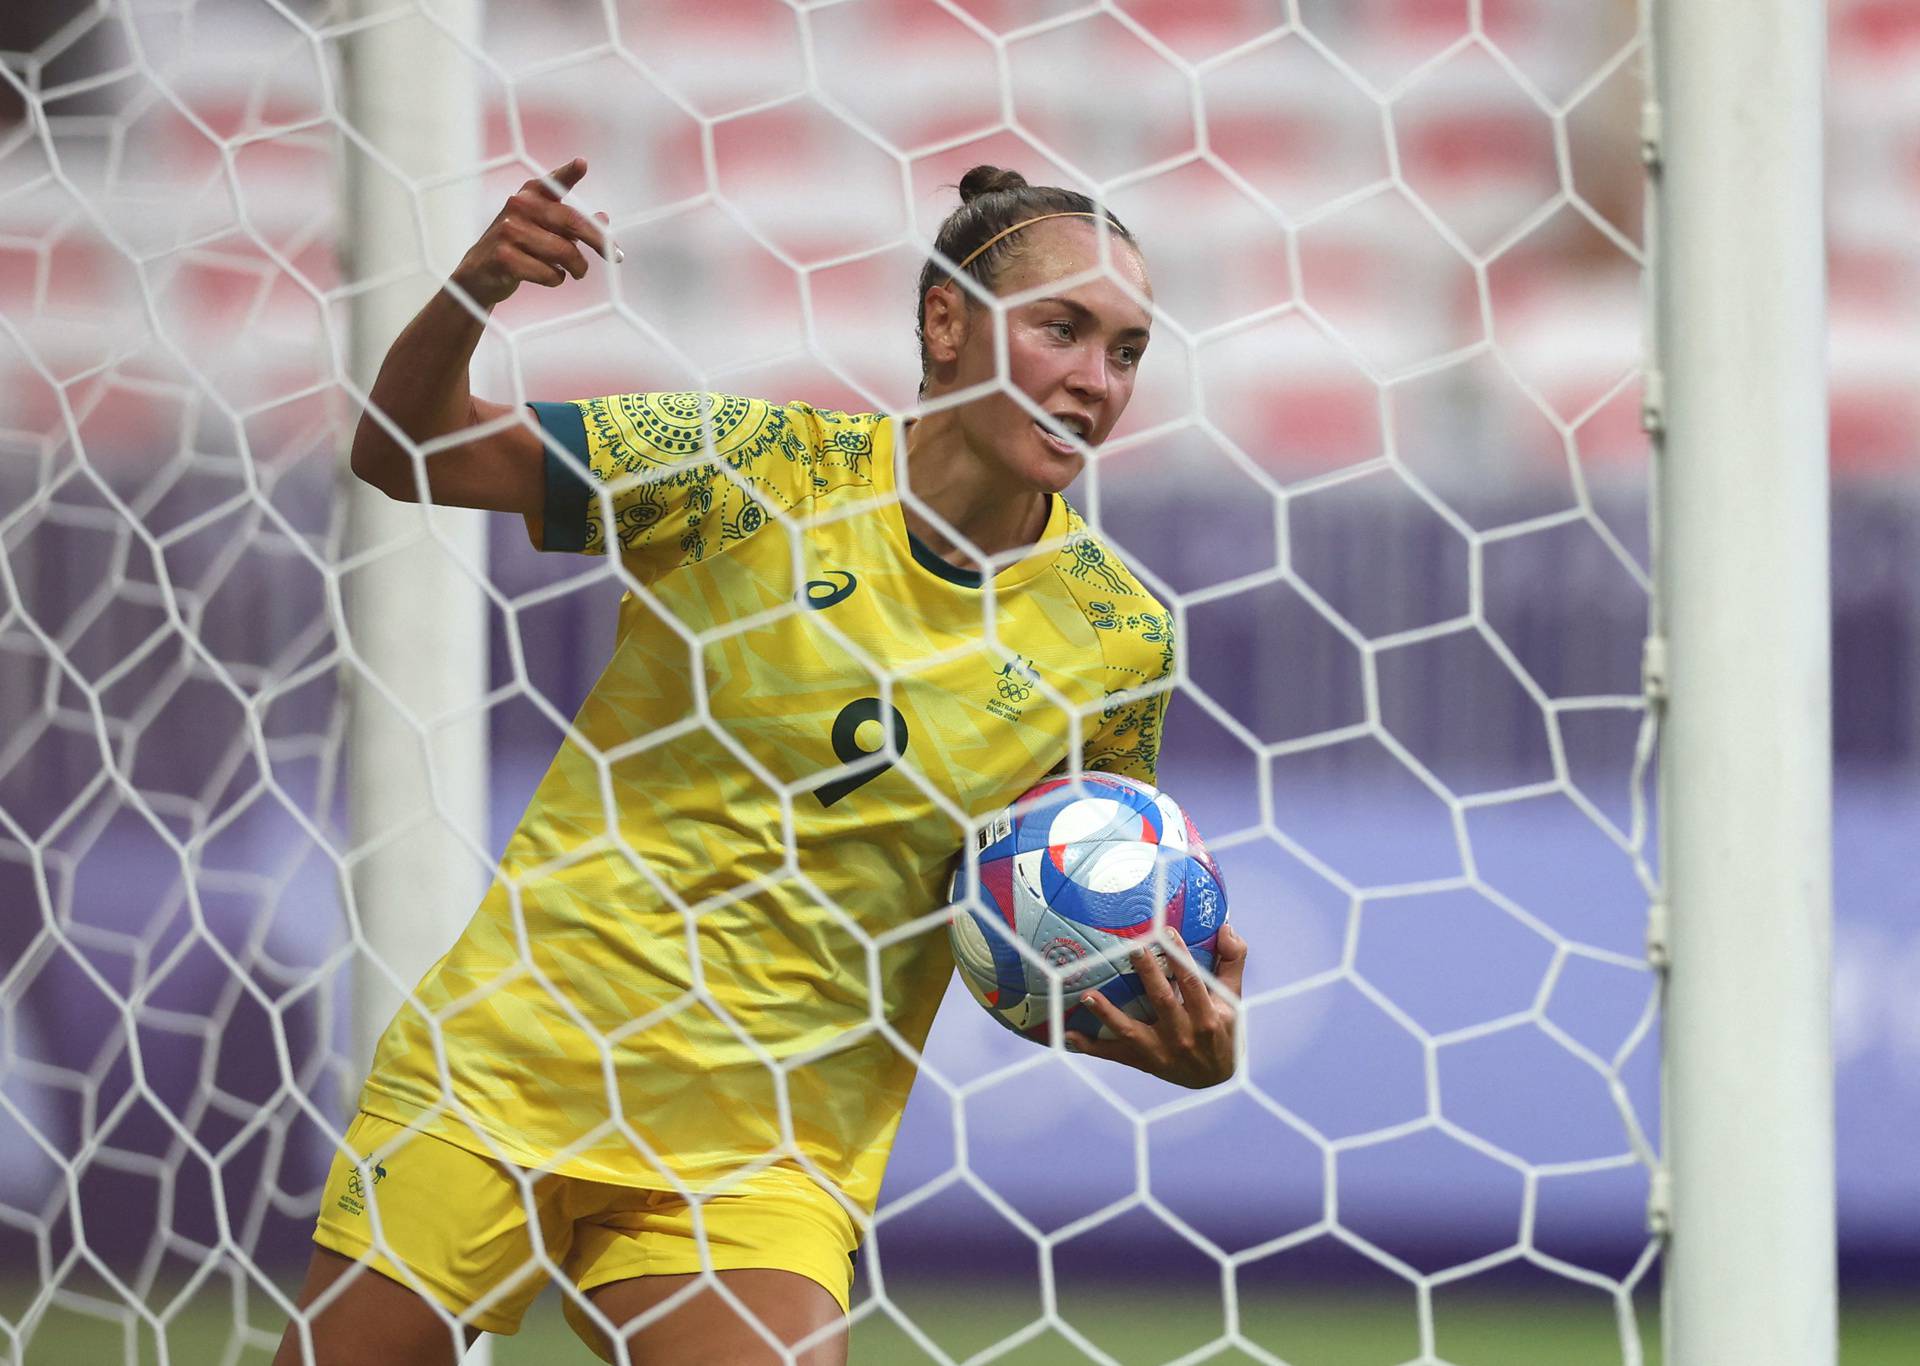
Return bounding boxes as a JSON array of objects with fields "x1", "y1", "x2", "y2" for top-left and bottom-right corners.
[{"x1": 950, "y1": 210, "x2": 1118, "y2": 275}]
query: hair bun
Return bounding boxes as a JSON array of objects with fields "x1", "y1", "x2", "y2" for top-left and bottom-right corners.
[{"x1": 957, "y1": 165, "x2": 1029, "y2": 204}]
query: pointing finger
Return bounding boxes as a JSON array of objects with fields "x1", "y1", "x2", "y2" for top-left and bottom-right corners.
[{"x1": 527, "y1": 156, "x2": 588, "y2": 200}]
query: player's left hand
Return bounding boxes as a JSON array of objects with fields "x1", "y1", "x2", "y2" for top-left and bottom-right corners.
[{"x1": 1065, "y1": 923, "x2": 1247, "y2": 1089}]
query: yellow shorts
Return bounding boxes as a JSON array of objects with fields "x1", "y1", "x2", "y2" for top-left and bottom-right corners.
[{"x1": 312, "y1": 1111, "x2": 858, "y2": 1337}]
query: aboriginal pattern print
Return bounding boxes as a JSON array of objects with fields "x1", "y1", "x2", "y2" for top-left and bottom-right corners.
[
  {"x1": 1065, "y1": 531, "x2": 1133, "y2": 594},
  {"x1": 1063, "y1": 589, "x2": 1174, "y2": 783},
  {"x1": 360, "y1": 392, "x2": 1173, "y2": 1219},
  {"x1": 564, "y1": 392, "x2": 871, "y2": 571}
]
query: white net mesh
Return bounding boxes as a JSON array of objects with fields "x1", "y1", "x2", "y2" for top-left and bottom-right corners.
[{"x1": 0, "y1": 1, "x2": 1663, "y2": 1362}]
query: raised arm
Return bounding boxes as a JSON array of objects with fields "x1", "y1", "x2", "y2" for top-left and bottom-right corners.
[{"x1": 348, "y1": 157, "x2": 616, "y2": 518}]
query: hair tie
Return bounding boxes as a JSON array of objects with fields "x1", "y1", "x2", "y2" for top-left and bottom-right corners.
[{"x1": 950, "y1": 211, "x2": 1115, "y2": 276}]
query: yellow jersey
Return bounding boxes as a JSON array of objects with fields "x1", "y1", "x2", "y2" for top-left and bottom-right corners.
[{"x1": 359, "y1": 391, "x2": 1174, "y2": 1218}]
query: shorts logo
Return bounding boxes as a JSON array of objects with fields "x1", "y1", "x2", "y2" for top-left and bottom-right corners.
[
  {"x1": 801, "y1": 570, "x2": 857, "y2": 610},
  {"x1": 335, "y1": 1160, "x2": 388, "y2": 1217}
]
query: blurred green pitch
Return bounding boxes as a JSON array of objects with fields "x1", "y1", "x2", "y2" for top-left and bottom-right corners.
[{"x1": 9, "y1": 1282, "x2": 1918, "y2": 1364}]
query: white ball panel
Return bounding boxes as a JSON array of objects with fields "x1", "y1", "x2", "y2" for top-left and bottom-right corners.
[
  {"x1": 1154, "y1": 794, "x2": 1188, "y2": 851},
  {"x1": 1077, "y1": 841, "x2": 1158, "y2": 893},
  {"x1": 1048, "y1": 797, "x2": 1135, "y2": 847},
  {"x1": 1011, "y1": 850, "x2": 1051, "y2": 934},
  {"x1": 957, "y1": 965, "x2": 998, "y2": 1013},
  {"x1": 950, "y1": 908, "x2": 996, "y2": 983},
  {"x1": 1002, "y1": 993, "x2": 1045, "y2": 1029}
]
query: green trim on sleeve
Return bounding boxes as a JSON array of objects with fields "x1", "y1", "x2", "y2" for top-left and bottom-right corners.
[{"x1": 528, "y1": 401, "x2": 591, "y2": 552}]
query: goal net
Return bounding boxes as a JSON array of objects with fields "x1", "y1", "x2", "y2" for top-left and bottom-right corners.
[{"x1": 0, "y1": 0, "x2": 1662, "y2": 1362}]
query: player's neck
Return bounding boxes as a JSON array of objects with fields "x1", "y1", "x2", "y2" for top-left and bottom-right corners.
[{"x1": 899, "y1": 415, "x2": 1051, "y2": 568}]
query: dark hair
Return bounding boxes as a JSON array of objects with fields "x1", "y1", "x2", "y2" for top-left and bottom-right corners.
[{"x1": 914, "y1": 165, "x2": 1138, "y2": 391}]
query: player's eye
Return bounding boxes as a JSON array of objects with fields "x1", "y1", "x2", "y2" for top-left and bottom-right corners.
[
  {"x1": 1113, "y1": 344, "x2": 1141, "y2": 368},
  {"x1": 1046, "y1": 320, "x2": 1075, "y2": 341}
]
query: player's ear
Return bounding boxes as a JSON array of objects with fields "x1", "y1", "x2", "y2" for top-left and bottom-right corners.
[{"x1": 922, "y1": 281, "x2": 969, "y2": 368}]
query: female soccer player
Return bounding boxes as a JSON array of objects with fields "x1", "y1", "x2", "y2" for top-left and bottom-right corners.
[{"x1": 275, "y1": 159, "x2": 1249, "y2": 1366}]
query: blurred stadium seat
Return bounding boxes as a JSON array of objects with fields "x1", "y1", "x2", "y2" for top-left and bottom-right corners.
[{"x1": 1, "y1": 0, "x2": 1904, "y2": 482}]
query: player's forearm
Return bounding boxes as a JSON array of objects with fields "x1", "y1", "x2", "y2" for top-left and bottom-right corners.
[
  {"x1": 348, "y1": 287, "x2": 488, "y2": 498},
  {"x1": 350, "y1": 160, "x2": 608, "y2": 506}
]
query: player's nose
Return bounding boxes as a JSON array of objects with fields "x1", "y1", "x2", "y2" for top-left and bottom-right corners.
[{"x1": 1065, "y1": 345, "x2": 1108, "y2": 404}]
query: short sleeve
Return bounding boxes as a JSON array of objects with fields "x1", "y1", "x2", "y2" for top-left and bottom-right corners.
[
  {"x1": 528, "y1": 392, "x2": 817, "y2": 579},
  {"x1": 1082, "y1": 604, "x2": 1176, "y2": 785}
]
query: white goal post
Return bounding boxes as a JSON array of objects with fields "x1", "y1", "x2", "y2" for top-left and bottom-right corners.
[
  {"x1": 1648, "y1": 1, "x2": 1835, "y2": 1362},
  {"x1": 338, "y1": 0, "x2": 490, "y2": 1100},
  {"x1": 337, "y1": 1, "x2": 491, "y2": 1358}
]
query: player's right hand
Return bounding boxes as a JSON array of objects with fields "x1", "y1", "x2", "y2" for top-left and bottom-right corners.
[{"x1": 450, "y1": 157, "x2": 619, "y2": 309}]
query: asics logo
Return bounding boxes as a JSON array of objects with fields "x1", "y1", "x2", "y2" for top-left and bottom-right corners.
[{"x1": 802, "y1": 570, "x2": 857, "y2": 609}]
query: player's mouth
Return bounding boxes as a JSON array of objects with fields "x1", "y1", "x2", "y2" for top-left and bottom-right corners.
[{"x1": 1033, "y1": 414, "x2": 1091, "y2": 457}]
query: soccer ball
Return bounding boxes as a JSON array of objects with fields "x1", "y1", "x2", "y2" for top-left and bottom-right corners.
[{"x1": 947, "y1": 772, "x2": 1229, "y2": 1044}]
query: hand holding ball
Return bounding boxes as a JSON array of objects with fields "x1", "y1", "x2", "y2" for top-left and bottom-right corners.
[{"x1": 948, "y1": 773, "x2": 1230, "y2": 1047}]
